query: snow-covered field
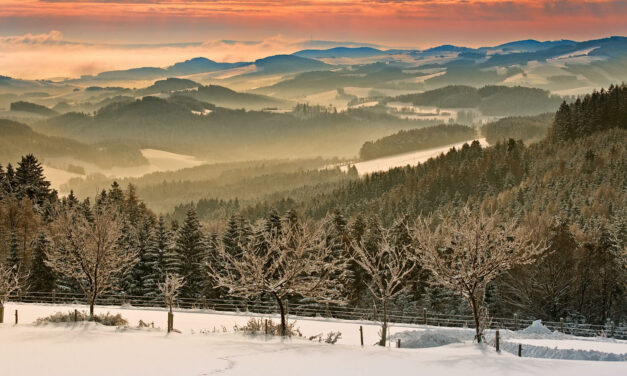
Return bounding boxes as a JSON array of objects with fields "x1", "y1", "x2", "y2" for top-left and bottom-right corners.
[
  {"x1": 1, "y1": 303, "x2": 625, "y2": 376},
  {"x1": 342, "y1": 138, "x2": 489, "y2": 176}
]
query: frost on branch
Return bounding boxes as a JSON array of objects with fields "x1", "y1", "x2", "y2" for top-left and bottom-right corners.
[
  {"x1": 411, "y1": 207, "x2": 546, "y2": 343},
  {"x1": 159, "y1": 272, "x2": 184, "y2": 313},
  {"x1": 46, "y1": 203, "x2": 138, "y2": 318},
  {"x1": 351, "y1": 229, "x2": 416, "y2": 346},
  {"x1": 208, "y1": 216, "x2": 349, "y2": 336}
]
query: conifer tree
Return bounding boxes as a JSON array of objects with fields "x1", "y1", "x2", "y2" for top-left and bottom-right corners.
[
  {"x1": 15, "y1": 154, "x2": 53, "y2": 206},
  {"x1": 176, "y1": 208, "x2": 206, "y2": 299},
  {"x1": 7, "y1": 231, "x2": 20, "y2": 271},
  {"x1": 28, "y1": 232, "x2": 56, "y2": 292}
]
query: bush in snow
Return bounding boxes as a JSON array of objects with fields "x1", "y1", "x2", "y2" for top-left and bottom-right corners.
[
  {"x1": 234, "y1": 317, "x2": 302, "y2": 337},
  {"x1": 35, "y1": 311, "x2": 129, "y2": 326}
]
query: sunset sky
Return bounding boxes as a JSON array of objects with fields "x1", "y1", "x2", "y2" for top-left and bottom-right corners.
[{"x1": 1, "y1": 0, "x2": 626, "y2": 79}]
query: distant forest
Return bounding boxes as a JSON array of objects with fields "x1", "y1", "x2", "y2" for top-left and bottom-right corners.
[
  {"x1": 393, "y1": 85, "x2": 565, "y2": 116},
  {"x1": 359, "y1": 124, "x2": 476, "y2": 160}
]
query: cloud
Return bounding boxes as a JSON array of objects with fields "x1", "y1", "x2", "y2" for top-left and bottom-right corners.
[{"x1": 0, "y1": 30, "x2": 65, "y2": 45}]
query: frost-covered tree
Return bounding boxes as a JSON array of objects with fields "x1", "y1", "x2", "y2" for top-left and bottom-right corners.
[
  {"x1": 46, "y1": 203, "x2": 138, "y2": 317},
  {"x1": 0, "y1": 263, "x2": 20, "y2": 323},
  {"x1": 351, "y1": 228, "x2": 417, "y2": 346},
  {"x1": 411, "y1": 207, "x2": 546, "y2": 343},
  {"x1": 208, "y1": 219, "x2": 348, "y2": 336},
  {"x1": 159, "y1": 272, "x2": 184, "y2": 332}
]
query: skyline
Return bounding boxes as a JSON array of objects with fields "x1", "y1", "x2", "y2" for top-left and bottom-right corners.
[{"x1": 1, "y1": 0, "x2": 626, "y2": 79}]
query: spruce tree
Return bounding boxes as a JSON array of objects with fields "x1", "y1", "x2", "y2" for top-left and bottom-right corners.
[
  {"x1": 176, "y1": 208, "x2": 206, "y2": 299},
  {"x1": 15, "y1": 154, "x2": 52, "y2": 206},
  {"x1": 28, "y1": 232, "x2": 56, "y2": 292},
  {"x1": 140, "y1": 220, "x2": 162, "y2": 300},
  {"x1": 7, "y1": 231, "x2": 20, "y2": 271}
]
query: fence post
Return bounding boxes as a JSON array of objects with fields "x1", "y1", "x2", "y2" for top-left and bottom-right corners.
[
  {"x1": 265, "y1": 319, "x2": 268, "y2": 335},
  {"x1": 514, "y1": 313, "x2": 518, "y2": 331},
  {"x1": 15, "y1": 310, "x2": 18, "y2": 324},
  {"x1": 397, "y1": 339, "x2": 401, "y2": 348},
  {"x1": 518, "y1": 344, "x2": 522, "y2": 357},
  {"x1": 560, "y1": 318, "x2": 564, "y2": 333},
  {"x1": 610, "y1": 321, "x2": 615, "y2": 338},
  {"x1": 359, "y1": 325, "x2": 364, "y2": 346},
  {"x1": 373, "y1": 303, "x2": 378, "y2": 321},
  {"x1": 423, "y1": 308, "x2": 427, "y2": 325},
  {"x1": 495, "y1": 330, "x2": 500, "y2": 352},
  {"x1": 52, "y1": 290, "x2": 56, "y2": 304},
  {"x1": 167, "y1": 312, "x2": 174, "y2": 333},
  {"x1": 74, "y1": 309, "x2": 78, "y2": 322},
  {"x1": 0, "y1": 305, "x2": 4, "y2": 324}
]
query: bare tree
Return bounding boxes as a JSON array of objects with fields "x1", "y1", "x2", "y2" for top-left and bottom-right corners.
[
  {"x1": 411, "y1": 207, "x2": 546, "y2": 343},
  {"x1": 46, "y1": 204, "x2": 137, "y2": 318},
  {"x1": 208, "y1": 220, "x2": 348, "y2": 336},
  {"x1": 0, "y1": 264, "x2": 20, "y2": 323},
  {"x1": 159, "y1": 272, "x2": 184, "y2": 333},
  {"x1": 351, "y1": 230, "x2": 416, "y2": 346}
]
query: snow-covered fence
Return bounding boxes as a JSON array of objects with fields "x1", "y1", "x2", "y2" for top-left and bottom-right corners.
[{"x1": 9, "y1": 291, "x2": 627, "y2": 339}]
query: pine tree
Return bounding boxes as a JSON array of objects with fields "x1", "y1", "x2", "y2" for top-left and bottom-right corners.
[
  {"x1": 117, "y1": 219, "x2": 139, "y2": 296},
  {"x1": 28, "y1": 232, "x2": 56, "y2": 292},
  {"x1": 176, "y1": 208, "x2": 206, "y2": 299},
  {"x1": 162, "y1": 220, "x2": 182, "y2": 276},
  {"x1": 140, "y1": 221, "x2": 162, "y2": 299},
  {"x1": 15, "y1": 154, "x2": 52, "y2": 206}
]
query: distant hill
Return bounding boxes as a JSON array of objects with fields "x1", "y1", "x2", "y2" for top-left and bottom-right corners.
[
  {"x1": 166, "y1": 57, "x2": 250, "y2": 76},
  {"x1": 139, "y1": 78, "x2": 201, "y2": 95},
  {"x1": 178, "y1": 84, "x2": 287, "y2": 109},
  {"x1": 393, "y1": 85, "x2": 564, "y2": 116},
  {"x1": 252, "y1": 55, "x2": 332, "y2": 74},
  {"x1": 10, "y1": 101, "x2": 58, "y2": 117},
  {"x1": 0, "y1": 119, "x2": 146, "y2": 168},
  {"x1": 294, "y1": 47, "x2": 385, "y2": 59},
  {"x1": 35, "y1": 96, "x2": 434, "y2": 160}
]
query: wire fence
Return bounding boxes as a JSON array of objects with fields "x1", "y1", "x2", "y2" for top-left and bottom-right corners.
[{"x1": 8, "y1": 291, "x2": 626, "y2": 339}]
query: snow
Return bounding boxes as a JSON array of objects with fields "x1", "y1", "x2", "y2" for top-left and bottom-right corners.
[
  {"x1": 190, "y1": 109, "x2": 212, "y2": 116},
  {"x1": 1, "y1": 303, "x2": 626, "y2": 375},
  {"x1": 520, "y1": 319, "x2": 553, "y2": 335},
  {"x1": 342, "y1": 138, "x2": 489, "y2": 176}
]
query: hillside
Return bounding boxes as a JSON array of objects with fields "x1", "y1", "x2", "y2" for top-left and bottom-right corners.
[
  {"x1": 393, "y1": 85, "x2": 564, "y2": 116},
  {"x1": 0, "y1": 119, "x2": 147, "y2": 168},
  {"x1": 359, "y1": 124, "x2": 476, "y2": 160},
  {"x1": 35, "y1": 96, "x2": 436, "y2": 160}
]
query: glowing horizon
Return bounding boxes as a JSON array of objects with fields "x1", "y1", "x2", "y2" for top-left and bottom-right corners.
[{"x1": 0, "y1": 0, "x2": 626, "y2": 79}]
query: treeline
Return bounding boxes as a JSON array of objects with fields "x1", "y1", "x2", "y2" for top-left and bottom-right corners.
[
  {"x1": 0, "y1": 152, "x2": 623, "y2": 327},
  {"x1": 552, "y1": 83, "x2": 627, "y2": 141},
  {"x1": 359, "y1": 124, "x2": 476, "y2": 160},
  {"x1": 393, "y1": 85, "x2": 564, "y2": 116},
  {"x1": 62, "y1": 158, "x2": 355, "y2": 214},
  {"x1": 481, "y1": 113, "x2": 553, "y2": 145}
]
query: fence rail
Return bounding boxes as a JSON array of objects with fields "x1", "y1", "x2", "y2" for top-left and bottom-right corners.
[{"x1": 8, "y1": 291, "x2": 626, "y2": 339}]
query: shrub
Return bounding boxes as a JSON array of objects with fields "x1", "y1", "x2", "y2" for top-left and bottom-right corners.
[
  {"x1": 36, "y1": 311, "x2": 129, "y2": 326},
  {"x1": 234, "y1": 318, "x2": 302, "y2": 337}
]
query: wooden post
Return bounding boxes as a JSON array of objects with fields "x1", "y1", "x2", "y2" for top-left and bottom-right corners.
[
  {"x1": 265, "y1": 319, "x2": 268, "y2": 335},
  {"x1": 167, "y1": 312, "x2": 174, "y2": 333},
  {"x1": 423, "y1": 308, "x2": 427, "y2": 325},
  {"x1": 397, "y1": 339, "x2": 401, "y2": 348},
  {"x1": 74, "y1": 309, "x2": 78, "y2": 322},
  {"x1": 52, "y1": 290, "x2": 56, "y2": 304},
  {"x1": 518, "y1": 344, "x2": 522, "y2": 357},
  {"x1": 359, "y1": 326, "x2": 364, "y2": 346},
  {"x1": 610, "y1": 321, "x2": 615, "y2": 338},
  {"x1": 373, "y1": 303, "x2": 378, "y2": 321},
  {"x1": 495, "y1": 330, "x2": 500, "y2": 352},
  {"x1": 15, "y1": 310, "x2": 18, "y2": 324},
  {"x1": 514, "y1": 313, "x2": 518, "y2": 331},
  {"x1": 559, "y1": 317, "x2": 564, "y2": 333},
  {"x1": 0, "y1": 305, "x2": 4, "y2": 324}
]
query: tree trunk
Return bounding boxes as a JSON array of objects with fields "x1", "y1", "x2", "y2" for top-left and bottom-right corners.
[
  {"x1": 89, "y1": 296, "x2": 95, "y2": 319},
  {"x1": 469, "y1": 295, "x2": 482, "y2": 343},
  {"x1": 273, "y1": 292, "x2": 287, "y2": 336},
  {"x1": 379, "y1": 299, "x2": 388, "y2": 347}
]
